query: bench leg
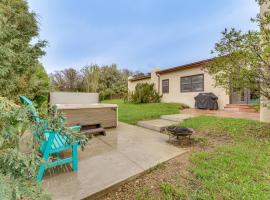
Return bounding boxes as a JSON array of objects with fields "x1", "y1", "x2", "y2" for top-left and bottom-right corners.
[
  {"x1": 72, "y1": 143, "x2": 78, "y2": 171},
  {"x1": 37, "y1": 164, "x2": 45, "y2": 182},
  {"x1": 37, "y1": 152, "x2": 50, "y2": 182}
]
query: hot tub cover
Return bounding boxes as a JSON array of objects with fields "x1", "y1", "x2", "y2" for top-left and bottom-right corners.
[{"x1": 194, "y1": 92, "x2": 218, "y2": 110}]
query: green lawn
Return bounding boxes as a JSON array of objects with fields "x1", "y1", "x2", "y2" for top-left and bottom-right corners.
[
  {"x1": 102, "y1": 99, "x2": 182, "y2": 124},
  {"x1": 101, "y1": 100, "x2": 270, "y2": 199},
  {"x1": 136, "y1": 116, "x2": 270, "y2": 200},
  {"x1": 181, "y1": 116, "x2": 270, "y2": 200}
]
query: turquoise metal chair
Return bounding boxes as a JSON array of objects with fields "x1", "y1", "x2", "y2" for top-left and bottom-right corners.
[{"x1": 19, "y1": 96, "x2": 80, "y2": 182}]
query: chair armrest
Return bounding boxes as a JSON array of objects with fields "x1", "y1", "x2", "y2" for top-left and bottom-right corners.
[{"x1": 69, "y1": 125, "x2": 81, "y2": 133}]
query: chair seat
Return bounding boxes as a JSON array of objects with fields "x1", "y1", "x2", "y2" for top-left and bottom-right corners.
[{"x1": 43, "y1": 125, "x2": 80, "y2": 151}]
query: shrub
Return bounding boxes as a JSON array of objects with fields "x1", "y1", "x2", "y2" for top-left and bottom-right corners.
[
  {"x1": 0, "y1": 97, "x2": 49, "y2": 199},
  {"x1": 0, "y1": 97, "x2": 88, "y2": 199},
  {"x1": 127, "y1": 83, "x2": 161, "y2": 104}
]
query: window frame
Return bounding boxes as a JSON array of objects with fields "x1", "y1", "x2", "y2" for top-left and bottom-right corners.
[
  {"x1": 180, "y1": 74, "x2": 204, "y2": 93},
  {"x1": 162, "y1": 79, "x2": 169, "y2": 94}
]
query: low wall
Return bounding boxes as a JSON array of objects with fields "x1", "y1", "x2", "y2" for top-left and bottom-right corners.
[{"x1": 260, "y1": 99, "x2": 270, "y2": 123}]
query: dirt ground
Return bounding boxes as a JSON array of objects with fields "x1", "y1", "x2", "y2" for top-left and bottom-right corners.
[{"x1": 96, "y1": 131, "x2": 231, "y2": 200}]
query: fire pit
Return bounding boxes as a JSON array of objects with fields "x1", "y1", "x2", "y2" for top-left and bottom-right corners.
[{"x1": 165, "y1": 126, "x2": 194, "y2": 142}]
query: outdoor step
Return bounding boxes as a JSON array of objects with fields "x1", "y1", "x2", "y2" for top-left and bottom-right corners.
[
  {"x1": 224, "y1": 108, "x2": 257, "y2": 112},
  {"x1": 225, "y1": 104, "x2": 252, "y2": 108},
  {"x1": 82, "y1": 127, "x2": 106, "y2": 134},
  {"x1": 137, "y1": 119, "x2": 177, "y2": 132},
  {"x1": 81, "y1": 123, "x2": 106, "y2": 136},
  {"x1": 160, "y1": 114, "x2": 194, "y2": 122},
  {"x1": 224, "y1": 104, "x2": 258, "y2": 113}
]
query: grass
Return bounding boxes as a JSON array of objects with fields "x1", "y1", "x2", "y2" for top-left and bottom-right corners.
[
  {"x1": 191, "y1": 141, "x2": 270, "y2": 200},
  {"x1": 159, "y1": 182, "x2": 186, "y2": 200},
  {"x1": 102, "y1": 99, "x2": 183, "y2": 124},
  {"x1": 183, "y1": 116, "x2": 270, "y2": 200},
  {"x1": 180, "y1": 115, "x2": 265, "y2": 138},
  {"x1": 135, "y1": 116, "x2": 270, "y2": 200},
  {"x1": 99, "y1": 101, "x2": 270, "y2": 199}
]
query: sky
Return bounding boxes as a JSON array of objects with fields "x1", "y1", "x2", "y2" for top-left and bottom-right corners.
[{"x1": 27, "y1": 0, "x2": 259, "y2": 73}]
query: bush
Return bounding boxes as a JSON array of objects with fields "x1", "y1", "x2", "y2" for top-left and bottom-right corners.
[
  {"x1": 127, "y1": 83, "x2": 161, "y2": 104},
  {"x1": 0, "y1": 97, "x2": 49, "y2": 199},
  {"x1": 0, "y1": 97, "x2": 88, "y2": 199}
]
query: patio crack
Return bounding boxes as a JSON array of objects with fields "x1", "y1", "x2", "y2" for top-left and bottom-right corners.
[{"x1": 97, "y1": 137, "x2": 145, "y2": 171}]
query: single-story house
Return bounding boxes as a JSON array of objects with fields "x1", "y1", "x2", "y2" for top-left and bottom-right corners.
[
  {"x1": 128, "y1": 58, "x2": 258, "y2": 110},
  {"x1": 128, "y1": 1, "x2": 270, "y2": 123}
]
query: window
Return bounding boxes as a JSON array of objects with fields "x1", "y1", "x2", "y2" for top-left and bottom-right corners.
[
  {"x1": 162, "y1": 79, "x2": 169, "y2": 93},
  {"x1": 180, "y1": 74, "x2": 204, "y2": 92}
]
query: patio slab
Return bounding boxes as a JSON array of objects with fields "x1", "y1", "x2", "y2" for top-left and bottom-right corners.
[
  {"x1": 43, "y1": 122, "x2": 187, "y2": 200},
  {"x1": 137, "y1": 119, "x2": 178, "y2": 132},
  {"x1": 160, "y1": 114, "x2": 194, "y2": 122}
]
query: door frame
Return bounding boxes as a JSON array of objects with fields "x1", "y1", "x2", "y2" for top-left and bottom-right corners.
[{"x1": 230, "y1": 89, "x2": 250, "y2": 104}]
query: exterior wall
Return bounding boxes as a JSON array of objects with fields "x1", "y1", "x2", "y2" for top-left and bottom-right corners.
[
  {"x1": 159, "y1": 67, "x2": 230, "y2": 109},
  {"x1": 128, "y1": 68, "x2": 160, "y2": 92},
  {"x1": 260, "y1": 3, "x2": 270, "y2": 122},
  {"x1": 128, "y1": 77, "x2": 151, "y2": 92},
  {"x1": 150, "y1": 67, "x2": 160, "y2": 92}
]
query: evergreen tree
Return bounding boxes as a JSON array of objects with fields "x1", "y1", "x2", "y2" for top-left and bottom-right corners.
[{"x1": 0, "y1": 0, "x2": 49, "y2": 101}]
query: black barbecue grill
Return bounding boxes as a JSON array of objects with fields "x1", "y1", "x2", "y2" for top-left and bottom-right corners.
[{"x1": 194, "y1": 93, "x2": 218, "y2": 110}]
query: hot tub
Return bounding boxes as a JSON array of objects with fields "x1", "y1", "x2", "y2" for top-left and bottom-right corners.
[{"x1": 50, "y1": 92, "x2": 118, "y2": 128}]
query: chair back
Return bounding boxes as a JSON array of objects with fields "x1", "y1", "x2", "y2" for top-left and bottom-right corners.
[
  {"x1": 19, "y1": 96, "x2": 47, "y2": 142},
  {"x1": 19, "y1": 96, "x2": 40, "y2": 123}
]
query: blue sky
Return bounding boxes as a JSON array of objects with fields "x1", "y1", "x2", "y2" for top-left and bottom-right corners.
[{"x1": 28, "y1": 0, "x2": 259, "y2": 73}]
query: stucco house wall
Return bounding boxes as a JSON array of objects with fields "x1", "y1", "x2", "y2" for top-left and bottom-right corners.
[
  {"x1": 159, "y1": 67, "x2": 229, "y2": 109},
  {"x1": 128, "y1": 77, "x2": 151, "y2": 92},
  {"x1": 128, "y1": 64, "x2": 230, "y2": 109}
]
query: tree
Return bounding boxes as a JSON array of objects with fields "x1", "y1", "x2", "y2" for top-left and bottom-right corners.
[
  {"x1": 0, "y1": 0, "x2": 49, "y2": 101},
  {"x1": 28, "y1": 64, "x2": 50, "y2": 106},
  {"x1": 81, "y1": 64, "x2": 100, "y2": 92},
  {"x1": 205, "y1": 0, "x2": 270, "y2": 100},
  {"x1": 50, "y1": 68, "x2": 82, "y2": 91},
  {"x1": 98, "y1": 64, "x2": 125, "y2": 99},
  {"x1": 50, "y1": 64, "x2": 132, "y2": 100}
]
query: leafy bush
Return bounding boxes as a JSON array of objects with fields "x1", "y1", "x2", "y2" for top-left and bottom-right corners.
[
  {"x1": 0, "y1": 97, "x2": 49, "y2": 199},
  {"x1": 0, "y1": 97, "x2": 88, "y2": 199},
  {"x1": 126, "y1": 83, "x2": 161, "y2": 104},
  {"x1": 45, "y1": 105, "x2": 88, "y2": 150}
]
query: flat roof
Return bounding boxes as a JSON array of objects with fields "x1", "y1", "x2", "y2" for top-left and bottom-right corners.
[
  {"x1": 129, "y1": 74, "x2": 151, "y2": 82},
  {"x1": 156, "y1": 58, "x2": 215, "y2": 75},
  {"x1": 129, "y1": 57, "x2": 216, "y2": 81}
]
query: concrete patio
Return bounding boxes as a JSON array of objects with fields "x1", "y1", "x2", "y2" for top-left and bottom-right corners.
[
  {"x1": 137, "y1": 114, "x2": 194, "y2": 132},
  {"x1": 43, "y1": 122, "x2": 187, "y2": 200}
]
